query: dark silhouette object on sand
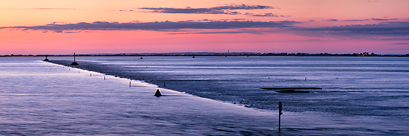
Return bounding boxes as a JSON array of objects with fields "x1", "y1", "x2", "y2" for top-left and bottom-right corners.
[
  {"x1": 261, "y1": 87, "x2": 320, "y2": 93},
  {"x1": 261, "y1": 87, "x2": 321, "y2": 90},
  {"x1": 276, "y1": 90, "x2": 310, "y2": 93},
  {"x1": 43, "y1": 54, "x2": 49, "y2": 61},
  {"x1": 154, "y1": 89, "x2": 162, "y2": 97},
  {"x1": 71, "y1": 52, "x2": 79, "y2": 65}
]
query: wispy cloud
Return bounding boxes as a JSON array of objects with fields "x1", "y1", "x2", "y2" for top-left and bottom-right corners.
[
  {"x1": 168, "y1": 28, "x2": 268, "y2": 35},
  {"x1": 244, "y1": 13, "x2": 289, "y2": 17},
  {"x1": 343, "y1": 19, "x2": 369, "y2": 22},
  {"x1": 168, "y1": 31, "x2": 246, "y2": 35},
  {"x1": 390, "y1": 43, "x2": 409, "y2": 45},
  {"x1": 137, "y1": 4, "x2": 286, "y2": 17},
  {"x1": 140, "y1": 4, "x2": 272, "y2": 14},
  {"x1": 327, "y1": 19, "x2": 338, "y2": 21},
  {"x1": 371, "y1": 18, "x2": 398, "y2": 21},
  {"x1": 1, "y1": 20, "x2": 298, "y2": 33},
  {"x1": 293, "y1": 21, "x2": 409, "y2": 36},
  {"x1": 380, "y1": 38, "x2": 409, "y2": 41},
  {"x1": 119, "y1": 9, "x2": 134, "y2": 12},
  {"x1": 341, "y1": 18, "x2": 400, "y2": 22}
]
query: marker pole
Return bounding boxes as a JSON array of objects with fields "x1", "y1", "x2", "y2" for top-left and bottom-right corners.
[{"x1": 279, "y1": 101, "x2": 283, "y2": 131}]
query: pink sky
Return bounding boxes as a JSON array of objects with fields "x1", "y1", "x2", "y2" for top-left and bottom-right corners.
[{"x1": 1, "y1": 0, "x2": 409, "y2": 54}]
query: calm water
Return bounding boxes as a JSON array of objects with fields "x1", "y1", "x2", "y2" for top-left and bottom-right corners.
[
  {"x1": 2, "y1": 56, "x2": 409, "y2": 135},
  {"x1": 0, "y1": 57, "x2": 278, "y2": 135}
]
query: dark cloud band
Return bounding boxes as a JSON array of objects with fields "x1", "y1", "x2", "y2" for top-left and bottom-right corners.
[
  {"x1": 1, "y1": 20, "x2": 298, "y2": 33},
  {"x1": 3, "y1": 20, "x2": 408, "y2": 38}
]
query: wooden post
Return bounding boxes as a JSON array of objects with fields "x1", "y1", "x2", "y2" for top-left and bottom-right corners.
[
  {"x1": 104, "y1": 76, "x2": 106, "y2": 80},
  {"x1": 129, "y1": 81, "x2": 131, "y2": 87},
  {"x1": 279, "y1": 101, "x2": 283, "y2": 131}
]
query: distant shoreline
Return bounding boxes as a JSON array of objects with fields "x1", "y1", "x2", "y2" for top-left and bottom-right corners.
[{"x1": 2, "y1": 52, "x2": 409, "y2": 57}]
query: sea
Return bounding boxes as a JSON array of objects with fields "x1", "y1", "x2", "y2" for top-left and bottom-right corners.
[{"x1": 1, "y1": 56, "x2": 408, "y2": 135}]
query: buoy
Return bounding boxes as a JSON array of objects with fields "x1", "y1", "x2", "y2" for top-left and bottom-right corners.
[
  {"x1": 43, "y1": 54, "x2": 49, "y2": 61},
  {"x1": 154, "y1": 89, "x2": 162, "y2": 97},
  {"x1": 140, "y1": 57, "x2": 143, "y2": 59}
]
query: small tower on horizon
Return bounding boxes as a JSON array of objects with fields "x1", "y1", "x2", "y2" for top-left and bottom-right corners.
[
  {"x1": 43, "y1": 54, "x2": 49, "y2": 61},
  {"x1": 71, "y1": 52, "x2": 79, "y2": 65}
]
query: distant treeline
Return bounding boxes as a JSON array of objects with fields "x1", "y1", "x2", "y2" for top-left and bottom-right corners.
[{"x1": 2, "y1": 52, "x2": 409, "y2": 57}]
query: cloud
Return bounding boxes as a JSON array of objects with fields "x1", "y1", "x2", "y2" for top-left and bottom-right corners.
[
  {"x1": 244, "y1": 13, "x2": 286, "y2": 17},
  {"x1": 137, "y1": 4, "x2": 286, "y2": 17},
  {"x1": 293, "y1": 21, "x2": 409, "y2": 36},
  {"x1": 390, "y1": 43, "x2": 409, "y2": 45},
  {"x1": 168, "y1": 31, "x2": 246, "y2": 35},
  {"x1": 119, "y1": 10, "x2": 133, "y2": 12},
  {"x1": 4, "y1": 19, "x2": 408, "y2": 38},
  {"x1": 343, "y1": 19, "x2": 369, "y2": 22},
  {"x1": 380, "y1": 38, "x2": 409, "y2": 41},
  {"x1": 168, "y1": 28, "x2": 267, "y2": 35},
  {"x1": 341, "y1": 18, "x2": 399, "y2": 22},
  {"x1": 327, "y1": 19, "x2": 338, "y2": 21},
  {"x1": 1, "y1": 20, "x2": 299, "y2": 33},
  {"x1": 372, "y1": 18, "x2": 398, "y2": 21},
  {"x1": 139, "y1": 4, "x2": 272, "y2": 14}
]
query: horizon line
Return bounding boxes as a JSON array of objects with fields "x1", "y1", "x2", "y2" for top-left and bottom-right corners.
[{"x1": 2, "y1": 52, "x2": 408, "y2": 57}]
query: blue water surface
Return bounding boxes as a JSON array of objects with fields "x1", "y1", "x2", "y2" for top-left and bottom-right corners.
[{"x1": 1, "y1": 56, "x2": 409, "y2": 135}]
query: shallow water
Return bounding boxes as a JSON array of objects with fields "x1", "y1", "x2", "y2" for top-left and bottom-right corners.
[
  {"x1": 2, "y1": 56, "x2": 409, "y2": 135},
  {"x1": 1, "y1": 57, "x2": 282, "y2": 135}
]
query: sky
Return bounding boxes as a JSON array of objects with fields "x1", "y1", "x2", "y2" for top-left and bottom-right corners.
[{"x1": 1, "y1": 0, "x2": 409, "y2": 55}]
